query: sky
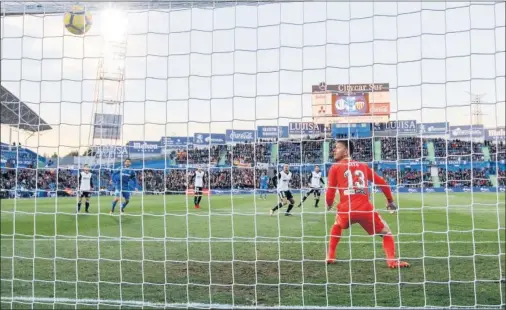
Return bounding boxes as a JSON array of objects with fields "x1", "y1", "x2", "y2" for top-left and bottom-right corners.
[{"x1": 1, "y1": 1, "x2": 505, "y2": 155}]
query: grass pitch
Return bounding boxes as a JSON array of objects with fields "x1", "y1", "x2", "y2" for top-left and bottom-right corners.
[{"x1": 1, "y1": 192, "x2": 505, "y2": 309}]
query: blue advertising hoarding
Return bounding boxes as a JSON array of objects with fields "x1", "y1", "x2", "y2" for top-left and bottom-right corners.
[
  {"x1": 279, "y1": 126, "x2": 289, "y2": 138},
  {"x1": 485, "y1": 127, "x2": 505, "y2": 141},
  {"x1": 23, "y1": 186, "x2": 506, "y2": 198},
  {"x1": 257, "y1": 126, "x2": 289, "y2": 139},
  {"x1": 331, "y1": 123, "x2": 371, "y2": 138},
  {"x1": 417, "y1": 122, "x2": 449, "y2": 135},
  {"x1": 127, "y1": 141, "x2": 161, "y2": 154},
  {"x1": 185, "y1": 186, "x2": 506, "y2": 195},
  {"x1": 257, "y1": 126, "x2": 276, "y2": 138},
  {"x1": 225, "y1": 129, "x2": 256, "y2": 142},
  {"x1": 450, "y1": 125, "x2": 484, "y2": 138},
  {"x1": 288, "y1": 122, "x2": 325, "y2": 136},
  {"x1": 193, "y1": 133, "x2": 226, "y2": 145},
  {"x1": 374, "y1": 120, "x2": 417, "y2": 133},
  {"x1": 381, "y1": 186, "x2": 505, "y2": 194},
  {"x1": 159, "y1": 136, "x2": 192, "y2": 147},
  {"x1": 374, "y1": 159, "x2": 500, "y2": 170},
  {"x1": 92, "y1": 145, "x2": 129, "y2": 159}
]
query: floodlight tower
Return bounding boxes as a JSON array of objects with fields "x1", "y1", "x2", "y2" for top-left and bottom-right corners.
[
  {"x1": 87, "y1": 8, "x2": 129, "y2": 162},
  {"x1": 470, "y1": 93, "x2": 485, "y2": 126}
]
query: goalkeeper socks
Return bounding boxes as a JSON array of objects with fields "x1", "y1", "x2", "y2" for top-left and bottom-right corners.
[
  {"x1": 272, "y1": 203, "x2": 282, "y2": 212},
  {"x1": 85, "y1": 202, "x2": 89, "y2": 212},
  {"x1": 197, "y1": 196, "x2": 203, "y2": 204},
  {"x1": 111, "y1": 200, "x2": 118, "y2": 212},
  {"x1": 382, "y1": 233, "x2": 396, "y2": 261},
  {"x1": 286, "y1": 204, "x2": 294, "y2": 214},
  {"x1": 194, "y1": 196, "x2": 198, "y2": 206},
  {"x1": 77, "y1": 202, "x2": 81, "y2": 211},
  {"x1": 121, "y1": 201, "x2": 129, "y2": 211},
  {"x1": 328, "y1": 224, "x2": 343, "y2": 257}
]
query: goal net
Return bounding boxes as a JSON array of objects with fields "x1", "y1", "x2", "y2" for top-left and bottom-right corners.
[{"x1": 1, "y1": 1, "x2": 505, "y2": 309}]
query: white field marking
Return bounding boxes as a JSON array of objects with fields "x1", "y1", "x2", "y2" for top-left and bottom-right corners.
[
  {"x1": 0, "y1": 238, "x2": 503, "y2": 245},
  {"x1": 3, "y1": 296, "x2": 500, "y2": 309}
]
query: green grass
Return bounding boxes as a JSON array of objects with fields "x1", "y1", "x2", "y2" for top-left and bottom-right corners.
[{"x1": 1, "y1": 193, "x2": 505, "y2": 309}]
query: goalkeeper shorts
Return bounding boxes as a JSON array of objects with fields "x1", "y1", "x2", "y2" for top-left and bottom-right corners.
[{"x1": 336, "y1": 203, "x2": 387, "y2": 235}]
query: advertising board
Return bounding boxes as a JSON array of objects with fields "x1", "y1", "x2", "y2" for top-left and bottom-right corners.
[{"x1": 311, "y1": 82, "x2": 390, "y2": 125}]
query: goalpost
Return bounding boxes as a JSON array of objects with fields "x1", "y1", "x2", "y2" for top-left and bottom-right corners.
[{"x1": 1, "y1": 1, "x2": 505, "y2": 309}]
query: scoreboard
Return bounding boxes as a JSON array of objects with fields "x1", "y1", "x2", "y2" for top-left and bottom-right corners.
[{"x1": 311, "y1": 83, "x2": 391, "y2": 125}]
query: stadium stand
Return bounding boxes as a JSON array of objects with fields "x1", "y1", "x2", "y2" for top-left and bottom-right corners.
[
  {"x1": 1, "y1": 86, "x2": 52, "y2": 170},
  {"x1": 1, "y1": 86, "x2": 53, "y2": 198},
  {"x1": 1, "y1": 85, "x2": 504, "y2": 198},
  {"x1": 2, "y1": 136, "x2": 504, "y2": 198}
]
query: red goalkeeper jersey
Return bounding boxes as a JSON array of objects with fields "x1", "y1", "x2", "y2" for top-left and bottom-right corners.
[{"x1": 326, "y1": 158, "x2": 393, "y2": 210}]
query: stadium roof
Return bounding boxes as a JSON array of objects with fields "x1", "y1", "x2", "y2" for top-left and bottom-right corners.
[{"x1": 0, "y1": 85, "x2": 52, "y2": 132}]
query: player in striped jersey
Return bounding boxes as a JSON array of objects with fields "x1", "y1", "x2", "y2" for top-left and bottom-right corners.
[
  {"x1": 270, "y1": 164, "x2": 296, "y2": 216},
  {"x1": 77, "y1": 164, "x2": 93, "y2": 213},
  {"x1": 297, "y1": 165, "x2": 324, "y2": 208},
  {"x1": 192, "y1": 167, "x2": 205, "y2": 209}
]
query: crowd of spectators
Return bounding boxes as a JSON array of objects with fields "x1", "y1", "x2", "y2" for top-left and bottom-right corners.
[
  {"x1": 278, "y1": 139, "x2": 325, "y2": 164},
  {"x1": 131, "y1": 168, "x2": 305, "y2": 193},
  {"x1": 381, "y1": 137, "x2": 428, "y2": 161},
  {"x1": 436, "y1": 139, "x2": 486, "y2": 161},
  {"x1": 1, "y1": 137, "x2": 505, "y2": 196},
  {"x1": 230, "y1": 144, "x2": 255, "y2": 166},
  {"x1": 379, "y1": 168, "x2": 432, "y2": 188},
  {"x1": 167, "y1": 144, "x2": 273, "y2": 167},
  {"x1": 0, "y1": 166, "x2": 308, "y2": 194},
  {"x1": 488, "y1": 141, "x2": 506, "y2": 161},
  {"x1": 328, "y1": 139, "x2": 373, "y2": 163},
  {"x1": 497, "y1": 170, "x2": 506, "y2": 186},
  {"x1": 438, "y1": 168, "x2": 492, "y2": 188}
]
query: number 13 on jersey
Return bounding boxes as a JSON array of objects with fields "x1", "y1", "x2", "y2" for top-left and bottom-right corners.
[{"x1": 344, "y1": 169, "x2": 366, "y2": 195}]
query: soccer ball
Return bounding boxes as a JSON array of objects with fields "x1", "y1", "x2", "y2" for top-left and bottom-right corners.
[{"x1": 63, "y1": 5, "x2": 93, "y2": 35}]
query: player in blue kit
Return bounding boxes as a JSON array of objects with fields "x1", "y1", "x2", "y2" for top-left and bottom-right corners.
[
  {"x1": 259, "y1": 172, "x2": 269, "y2": 200},
  {"x1": 110, "y1": 158, "x2": 138, "y2": 215}
]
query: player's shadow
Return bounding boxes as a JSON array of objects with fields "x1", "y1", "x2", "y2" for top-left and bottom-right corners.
[{"x1": 106, "y1": 214, "x2": 134, "y2": 225}]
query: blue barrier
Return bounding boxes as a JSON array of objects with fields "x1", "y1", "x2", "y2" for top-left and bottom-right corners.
[
  {"x1": 208, "y1": 187, "x2": 506, "y2": 195},
  {"x1": 371, "y1": 186, "x2": 505, "y2": 194},
  {"x1": 4, "y1": 186, "x2": 504, "y2": 199}
]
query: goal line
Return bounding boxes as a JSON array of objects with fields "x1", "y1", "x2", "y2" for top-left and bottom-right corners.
[{"x1": 3, "y1": 296, "x2": 500, "y2": 310}]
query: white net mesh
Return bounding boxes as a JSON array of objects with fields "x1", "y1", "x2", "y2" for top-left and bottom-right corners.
[{"x1": 1, "y1": 1, "x2": 505, "y2": 309}]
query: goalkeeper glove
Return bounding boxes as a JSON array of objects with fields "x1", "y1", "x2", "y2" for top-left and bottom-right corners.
[{"x1": 387, "y1": 201, "x2": 397, "y2": 214}]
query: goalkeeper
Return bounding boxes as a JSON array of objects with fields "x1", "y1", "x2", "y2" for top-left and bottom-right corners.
[
  {"x1": 110, "y1": 158, "x2": 138, "y2": 215},
  {"x1": 326, "y1": 140, "x2": 410, "y2": 269}
]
